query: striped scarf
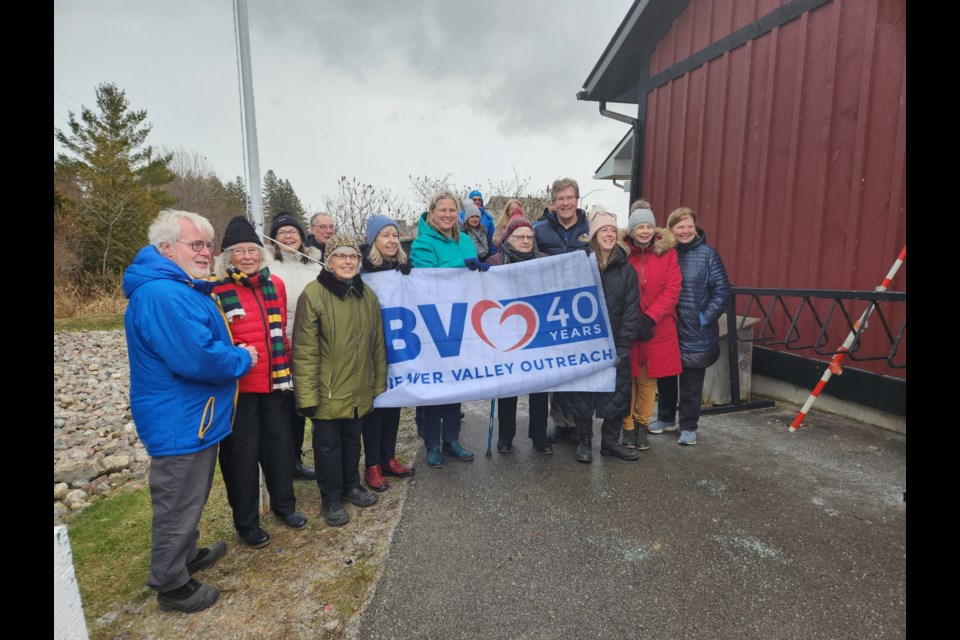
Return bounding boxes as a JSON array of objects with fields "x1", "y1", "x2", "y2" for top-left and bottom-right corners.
[{"x1": 217, "y1": 267, "x2": 293, "y2": 391}]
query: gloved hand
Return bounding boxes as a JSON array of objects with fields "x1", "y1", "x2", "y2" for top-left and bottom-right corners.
[
  {"x1": 477, "y1": 260, "x2": 490, "y2": 272},
  {"x1": 395, "y1": 262, "x2": 413, "y2": 275},
  {"x1": 637, "y1": 313, "x2": 655, "y2": 342},
  {"x1": 300, "y1": 406, "x2": 317, "y2": 418},
  {"x1": 699, "y1": 312, "x2": 709, "y2": 327},
  {"x1": 464, "y1": 258, "x2": 481, "y2": 271}
]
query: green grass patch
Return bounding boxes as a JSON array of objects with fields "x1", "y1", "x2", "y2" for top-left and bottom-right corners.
[
  {"x1": 68, "y1": 486, "x2": 154, "y2": 619},
  {"x1": 54, "y1": 314, "x2": 125, "y2": 332}
]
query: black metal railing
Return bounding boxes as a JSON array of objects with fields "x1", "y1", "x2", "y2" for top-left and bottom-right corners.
[{"x1": 703, "y1": 288, "x2": 906, "y2": 415}]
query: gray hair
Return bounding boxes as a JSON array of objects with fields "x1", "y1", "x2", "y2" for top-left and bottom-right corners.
[
  {"x1": 309, "y1": 211, "x2": 333, "y2": 227},
  {"x1": 148, "y1": 209, "x2": 215, "y2": 250},
  {"x1": 213, "y1": 244, "x2": 271, "y2": 279}
]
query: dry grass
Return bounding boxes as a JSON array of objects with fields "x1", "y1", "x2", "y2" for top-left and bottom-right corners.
[{"x1": 54, "y1": 278, "x2": 127, "y2": 320}]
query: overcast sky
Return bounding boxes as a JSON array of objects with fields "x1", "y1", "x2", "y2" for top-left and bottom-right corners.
[{"x1": 54, "y1": 0, "x2": 638, "y2": 220}]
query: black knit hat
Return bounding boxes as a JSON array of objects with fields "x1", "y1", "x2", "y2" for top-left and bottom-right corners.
[
  {"x1": 221, "y1": 215, "x2": 263, "y2": 251},
  {"x1": 269, "y1": 212, "x2": 306, "y2": 245}
]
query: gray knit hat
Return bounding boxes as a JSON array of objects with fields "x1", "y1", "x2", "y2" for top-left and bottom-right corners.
[{"x1": 627, "y1": 208, "x2": 656, "y2": 235}]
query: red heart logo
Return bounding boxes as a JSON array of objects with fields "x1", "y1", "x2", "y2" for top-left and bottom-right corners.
[{"x1": 471, "y1": 300, "x2": 539, "y2": 352}]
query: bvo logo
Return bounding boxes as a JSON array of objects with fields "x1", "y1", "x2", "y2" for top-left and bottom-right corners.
[{"x1": 381, "y1": 286, "x2": 609, "y2": 364}]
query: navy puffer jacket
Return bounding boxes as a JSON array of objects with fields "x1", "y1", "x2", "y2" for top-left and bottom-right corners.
[
  {"x1": 533, "y1": 210, "x2": 590, "y2": 255},
  {"x1": 553, "y1": 245, "x2": 640, "y2": 420},
  {"x1": 674, "y1": 228, "x2": 731, "y2": 354}
]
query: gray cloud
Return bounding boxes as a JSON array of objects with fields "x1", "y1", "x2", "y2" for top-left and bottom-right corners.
[{"x1": 248, "y1": 0, "x2": 632, "y2": 134}]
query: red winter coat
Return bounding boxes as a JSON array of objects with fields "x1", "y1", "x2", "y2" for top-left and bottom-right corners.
[
  {"x1": 214, "y1": 275, "x2": 291, "y2": 394},
  {"x1": 625, "y1": 230, "x2": 683, "y2": 379}
]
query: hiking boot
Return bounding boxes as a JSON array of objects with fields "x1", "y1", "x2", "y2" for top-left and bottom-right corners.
[
  {"x1": 621, "y1": 428, "x2": 638, "y2": 449},
  {"x1": 186, "y1": 541, "x2": 226, "y2": 574},
  {"x1": 365, "y1": 465, "x2": 390, "y2": 492},
  {"x1": 678, "y1": 430, "x2": 698, "y2": 445},
  {"x1": 238, "y1": 527, "x2": 270, "y2": 549},
  {"x1": 600, "y1": 443, "x2": 640, "y2": 461},
  {"x1": 282, "y1": 512, "x2": 308, "y2": 529},
  {"x1": 648, "y1": 419, "x2": 677, "y2": 434},
  {"x1": 576, "y1": 432, "x2": 593, "y2": 463},
  {"x1": 157, "y1": 578, "x2": 219, "y2": 613},
  {"x1": 345, "y1": 487, "x2": 378, "y2": 507},
  {"x1": 427, "y1": 447, "x2": 444, "y2": 468},
  {"x1": 635, "y1": 426, "x2": 650, "y2": 451},
  {"x1": 383, "y1": 457, "x2": 415, "y2": 477},
  {"x1": 322, "y1": 501, "x2": 350, "y2": 526},
  {"x1": 442, "y1": 441, "x2": 474, "y2": 461}
]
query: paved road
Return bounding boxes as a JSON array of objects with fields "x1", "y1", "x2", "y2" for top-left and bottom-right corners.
[{"x1": 357, "y1": 400, "x2": 906, "y2": 640}]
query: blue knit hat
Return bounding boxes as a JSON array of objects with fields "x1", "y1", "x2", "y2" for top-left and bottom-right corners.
[
  {"x1": 468, "y1": 189, "x2": 483, "y2": 203},
  {"x1": 365, "y1": 215, "x2": 400, "y2": 247}
]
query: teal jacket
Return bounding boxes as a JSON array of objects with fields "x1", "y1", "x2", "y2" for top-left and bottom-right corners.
[{"x1": 410, "y1": 212, "x2": 478, "y2": 268}]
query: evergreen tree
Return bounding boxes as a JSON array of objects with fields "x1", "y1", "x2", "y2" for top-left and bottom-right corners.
[
  {"x1": 54, "y1": 83, "x2": 174, "y2": 277},
  {"x1": 224, "y1": 176, "x2": 250, "y2": 217},
  {"x1": 261, "y1": 170, "x2": 281, "y2": 228},
  {"x1": 274, "y1": 179, "x2": 306, "y2": 218}
]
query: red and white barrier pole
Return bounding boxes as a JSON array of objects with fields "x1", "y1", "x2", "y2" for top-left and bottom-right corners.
[{"x1": 790, "y1": 246, "x2": 906, "y2": 431}]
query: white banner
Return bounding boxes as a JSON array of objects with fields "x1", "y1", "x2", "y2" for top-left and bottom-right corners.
[{"x1": 364, "y1": 251, "x2": 617, "y2": 407}]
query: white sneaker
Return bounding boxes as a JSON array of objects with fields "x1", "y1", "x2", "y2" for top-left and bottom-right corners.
[{"x1": 648, "y1": 419, "x2": 677, "y2": 434}]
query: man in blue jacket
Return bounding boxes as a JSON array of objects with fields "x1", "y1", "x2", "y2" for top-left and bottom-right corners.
[
  {"x1": 123, "y1": 209, "x2": 257, "y2": 613},
  {"x1": 534, "y1": 178, "x2": 592, "y2": 443}
]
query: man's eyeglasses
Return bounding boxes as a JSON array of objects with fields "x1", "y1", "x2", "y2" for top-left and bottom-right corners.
[{"x1": 176, "y1": 239, "x2": 213, "y2": 252}]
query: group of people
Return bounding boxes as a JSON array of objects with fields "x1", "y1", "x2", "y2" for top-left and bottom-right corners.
[{"x1": 122, "y1": 177, "x2": 730, "y2": 613}]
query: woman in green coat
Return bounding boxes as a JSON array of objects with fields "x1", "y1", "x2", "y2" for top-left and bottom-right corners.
[
  {"x1": 292, "y1": 234, "x2": 388, "y2": 526},
  {"x1": 410, "y1": 192, "x2": 482, "y2": 469}
]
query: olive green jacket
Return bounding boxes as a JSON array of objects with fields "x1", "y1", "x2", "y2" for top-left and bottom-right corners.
[{"x1": 292, "y1": 270, "x2": 387, "y2": 420}]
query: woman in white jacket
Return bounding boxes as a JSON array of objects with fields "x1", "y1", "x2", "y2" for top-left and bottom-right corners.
[{"x1": 267, "y1": 212, "x2": 324, "y2": 481}]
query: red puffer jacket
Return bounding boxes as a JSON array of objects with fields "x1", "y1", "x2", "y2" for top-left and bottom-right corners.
[
  {"x1": 625, "y1": 231, "x2": 683, "y2": 379},
  {"x1": 214, "y1": 275, "x2": 290, "y2": 394}
]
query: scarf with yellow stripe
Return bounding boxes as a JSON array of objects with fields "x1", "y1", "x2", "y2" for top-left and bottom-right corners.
[{"x1": 217, "y1": 267, "x2": 293, "y2": 391}]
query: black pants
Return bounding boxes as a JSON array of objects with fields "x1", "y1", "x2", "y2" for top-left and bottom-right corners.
[
  {"x1": 312, "y1": 417, "x2": 363, "y2": 507},
  {"x1": 571, "y1": 414, "x2": 621, "y2": 447},
  {"x1": 656, "y1": 367, "x2": 707, "y2": 430},
  {"x1": 291, "y1": 409, "x2": 308, "y2": 465},
  {"x1": 362, "y1": 407, "x2": 401, "y2": 468},
  {"x1": 498, "y1": 392, "x2": 548, "y2": 445},
  {"x1": 219, "y1": 391, "x2": 297, "y2": 534},
  {"x1": 421, "y1": 403, "x2": 461, "y2": 449}
]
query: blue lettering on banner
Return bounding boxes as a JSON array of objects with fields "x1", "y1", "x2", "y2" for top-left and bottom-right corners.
[
  {"x1": 380, "y1": 287, "x2": 609, "y2": 364},
  {"x1": 382, "y1": 307, "x2": 421, "y2": 364}
]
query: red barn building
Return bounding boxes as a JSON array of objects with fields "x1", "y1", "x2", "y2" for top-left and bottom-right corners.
[{"x1": 578, "y1": 0, "x2": 905, "y2": 428}]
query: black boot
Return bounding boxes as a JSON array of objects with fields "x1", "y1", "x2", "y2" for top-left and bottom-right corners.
[
  {"x1": 576, "y1": 432, "x2": 593, "y2": 463},
  {"x1": 294, "y1": 451, "x2": 316, "y2": 481}
]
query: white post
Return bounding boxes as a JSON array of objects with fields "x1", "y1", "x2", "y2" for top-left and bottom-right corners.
[
  {"x1": 54, "y1": 526, "x2": 90, "y2": 640},
  {"x1": 234, "y1": 0, "x2": 265, "y2": 232}
]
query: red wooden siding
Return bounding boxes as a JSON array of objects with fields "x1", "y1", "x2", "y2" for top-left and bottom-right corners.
[{"x1": 640, "y1": 0, "x2": 905, "y2": 378}]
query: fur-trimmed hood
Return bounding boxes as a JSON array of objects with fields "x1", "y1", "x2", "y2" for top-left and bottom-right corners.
[{"x1": 623, "y1": 226, "x2": 676, "y2": 256}]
